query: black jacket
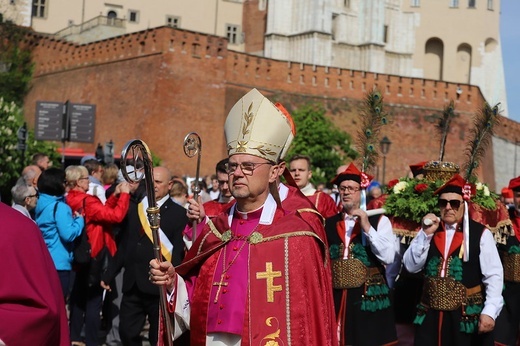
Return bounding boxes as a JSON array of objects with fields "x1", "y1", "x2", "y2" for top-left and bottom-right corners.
[{"x1": 103, "y1": 197, "x2": 189, "y2": 295}]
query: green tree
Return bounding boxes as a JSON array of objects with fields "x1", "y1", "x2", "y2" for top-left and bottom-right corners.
[
  {"x1": 286, "y1": 103, "x2": 358, "y2": 185},
  {"x1": 0, "y1": 98, "x2": 60, "y2": 200},
  {"x1": 0, "y1": 20, "x2": 33, "y2": 105},
  {"x1": 0, "y1": 20, "x2": 59, "y2": 202}
]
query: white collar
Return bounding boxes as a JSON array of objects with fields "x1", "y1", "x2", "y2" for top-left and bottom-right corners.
[
  {"x1": 300, "y1": 182, "x2": 316, "y2": 196},
  {"x1": 228, "y1": 193, "x2": 277, "y2": 226}
]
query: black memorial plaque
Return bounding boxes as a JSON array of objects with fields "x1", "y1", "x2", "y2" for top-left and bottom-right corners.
[
  {"x1": 35, "y1": 101, "x2": 63, "y2": 141},
  {"x1": 68, "y1": 103, "x2": 96, "y2": 143}
]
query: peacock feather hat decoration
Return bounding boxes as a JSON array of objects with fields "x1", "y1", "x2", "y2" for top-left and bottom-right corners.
[
  {"x1": 355, "y1": 88, "x2": 389, "y2": 180},
  {"x1": 462, "y1": 102, "x2": 501, "y2": 183},
  {"x1": 423, "y1": 101, "x2": 460, "y2": 182}
]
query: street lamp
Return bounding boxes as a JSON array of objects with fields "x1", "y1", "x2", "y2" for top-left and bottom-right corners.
[{"x1": 380, "y1": 136, "x2": 392, "y2": 184}]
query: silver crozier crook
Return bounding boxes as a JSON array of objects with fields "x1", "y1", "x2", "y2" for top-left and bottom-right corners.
[
  {"x1": 183, "y1": 132, "x2": 202, "y2": 243},
  {"x1": 120, "y1": 139, "x2": 174, "y2": 346}
]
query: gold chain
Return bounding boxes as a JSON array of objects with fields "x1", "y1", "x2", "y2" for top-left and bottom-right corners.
[{"x1": 212, "y1": 235, "x2": 249, "y2": 303}]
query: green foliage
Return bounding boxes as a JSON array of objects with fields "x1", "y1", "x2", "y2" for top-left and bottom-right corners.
[
  {"x1": 383, "y1": 178, "x2": 500, "y2": 223},
  {"x1": 0, "y1": 99, "x2": 59, "y2": 200},
  {"x1": 0, "y1": 21, "x2": 34, "y2": 105},
  {"x1": 384, "y1": 178, "x2": 442, "y2": 224},
  {"x1": 285, "y1": 103, "x2": 357, "y2": 185},
  {"x1": 151, "y1": 151, "x2": 162, "y2": 167}
]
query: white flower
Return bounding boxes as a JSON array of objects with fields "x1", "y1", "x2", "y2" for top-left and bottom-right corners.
[
  {"x1": 483, "y1": 186, "x2": 490, "y2": 196},
  {"x1": 5, "y1": 156, "x2": 11, "y2": 162},
  {"x1": 393, "y1": 181, "x2": 408, "y2": 194},
  {"x1": 476, "y1": 182, "x2": 483, "y2": 191}
]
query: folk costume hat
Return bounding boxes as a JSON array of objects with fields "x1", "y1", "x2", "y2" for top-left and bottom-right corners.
[
  {"x1": 502, "y1": 187, "x2": 514, "y2": 198},
  {"x1": 409, "y1": 161, "x2": 428, "y2": 178},
  {"x1": 508, "y1": 177, "x2": 520, "y2": 192},
  {"x1": 434, "y1": 173, "x2": 474, "y2": 262},
  {"x1": 224, "y1": 88, "x2": 295, "y2": 163},
  {"x1": 331, "y1": 162, "x2": 373, "y2": 188}
]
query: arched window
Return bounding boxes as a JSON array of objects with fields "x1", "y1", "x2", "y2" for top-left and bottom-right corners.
[
  {"x1": 107, "y1": 11, "x2": 117, "y2": 19},
  {"x1": 424, "y1": 38, "x2": 444, "y2": 80},
  {"x1": 456, "y1": 43, "x2": 472, "y2": 83}
]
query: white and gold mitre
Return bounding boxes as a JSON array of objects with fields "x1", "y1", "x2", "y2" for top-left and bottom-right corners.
[{"x1": 224, "y1": 88, "x2": 295, "y2": 163}]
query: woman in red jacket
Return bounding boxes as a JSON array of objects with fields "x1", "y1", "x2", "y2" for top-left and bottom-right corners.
[{"x1": 65, "y1": 165, "x2": 131, "y2": 346}]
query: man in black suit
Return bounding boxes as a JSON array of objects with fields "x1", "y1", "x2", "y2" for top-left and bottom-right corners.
[{"x1": 102, "y1": 166, "x2": 188, "y2": 346}]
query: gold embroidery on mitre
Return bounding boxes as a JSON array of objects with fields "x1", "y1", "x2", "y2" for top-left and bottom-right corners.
[
  {"x1": 236, "y1": 140, "x2": 248, "y2": 153},
  {"x1": 241, "y1": 101, "x2": 255, "y2": 138},
  {"x1": 261, "y1": 317, "x2": 281, "y2": 346},
  {"x1": 251, "y1": 145, "x2": 277, "y2": 157},
  {"x1": 256, "y1": 262, "x2": 283, "y2": 303}
]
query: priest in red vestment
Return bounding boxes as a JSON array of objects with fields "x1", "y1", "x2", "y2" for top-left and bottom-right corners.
[
  {"x1": 0, "y1": 202, "x2": 69, "y2": 345},
  {"x1": 150, "y1": 88, "x2": 337, "y2": 345},
  {"x1": 289, "y1": 154, "x2": 338, "y2": 218}
]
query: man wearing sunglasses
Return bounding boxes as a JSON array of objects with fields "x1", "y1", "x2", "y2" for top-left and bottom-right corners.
[
  {"x1": 149, "y1": 88, "x2": 337, "y2": 345},
  {"x1": 403, "y1": 174, "x2": 503, "y2": 346},
  {"x1": 10, "y1": 181, "x2": 39, "y2": 220}
]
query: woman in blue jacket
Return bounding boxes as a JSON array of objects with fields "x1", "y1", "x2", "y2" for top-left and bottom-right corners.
[{"x1": 35, "y1": 167, "x2": 84, "y2": 299}]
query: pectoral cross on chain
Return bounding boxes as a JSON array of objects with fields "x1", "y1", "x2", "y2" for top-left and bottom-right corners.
[{"x1": 213, "y1": 273, "x2": 228, "y2": 303}]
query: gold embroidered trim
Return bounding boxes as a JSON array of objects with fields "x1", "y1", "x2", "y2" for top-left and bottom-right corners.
[
  {"x1": 258, "y1": 231, "x2": 323, "y2": 244},
  {"x1": 284, "y1": 237, "x2": 291, "y2": 346}
]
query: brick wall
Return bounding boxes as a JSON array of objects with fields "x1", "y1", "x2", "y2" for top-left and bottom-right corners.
[{"x1": 23, "y1": 26, "x2": 520, "y2": 188}]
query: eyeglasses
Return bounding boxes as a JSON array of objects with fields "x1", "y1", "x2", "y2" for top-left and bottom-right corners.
[
  {"x1": 438, "y1": 199, "x2": 462, "y2": 209},
  {"x1": 26, "y1": 192, "x2": 39, "y2": 198},
  {"x1": 339, "y1": 186, "x2": 361, "y2": 194},
  {"x1": 79, "y1": 177, "x2": 89, "y2": 181},
  {"x1": 225, "y1": 162, "x2": 273, "y2": 176}
]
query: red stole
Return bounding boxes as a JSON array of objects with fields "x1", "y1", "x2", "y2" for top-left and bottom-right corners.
[
  {"x1": 336, "y1": 217, "x2": 361, "y2": 248},
  {"x1": 433, "y1": 223, "x2": 463, "y2": 259}
]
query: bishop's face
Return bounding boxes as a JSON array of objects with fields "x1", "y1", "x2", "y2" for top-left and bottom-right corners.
[
  {"x1": 438, "y1": 192, "x2": 464, "y2": 226},
  {"x1": 227, "y1": 154, "x2": 278, "y2": 211}
]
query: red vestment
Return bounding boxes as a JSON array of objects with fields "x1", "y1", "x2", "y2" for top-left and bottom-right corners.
[
  {"x1": 0, "y1": 203, "x2": 69, "y2": 345},
  {"x1": 174, "y1": 193, "x2": 337, "y2": 345},
  {"x1": 307, "y1": 191, "x2": 339, "y2": 218}
]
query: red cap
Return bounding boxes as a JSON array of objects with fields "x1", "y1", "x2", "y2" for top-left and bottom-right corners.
[
  {"x1": 434, "y1": 174, "x2": 475, "y2": 200},
  {"x1": 508, "y1": 177, "x2": 520, "y2": 192},
  {"x1": 502, "y1": 187, "x2": 514, "y2": 198},
  {"x1": 331, "y1": 163, "x2": 373, "y2": 188},
  {"x1": 409, "y1": 161, "x2": 427, "y2": 178}
]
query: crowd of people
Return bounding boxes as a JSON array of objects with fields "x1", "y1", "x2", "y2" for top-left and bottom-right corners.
[{"x1": 2, "y1": 88, "x2": 520, "y2": 346}]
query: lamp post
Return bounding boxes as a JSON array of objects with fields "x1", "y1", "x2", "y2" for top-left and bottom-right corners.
[{"x1": 380, "y1": 136, "x2": 392, "y2": 184}]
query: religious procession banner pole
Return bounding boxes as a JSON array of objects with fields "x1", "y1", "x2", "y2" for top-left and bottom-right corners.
[
  {"x1": 183, "y1": 132, "x2": 202, "y2": 243},
  {"x1": 120, "y1": 139, "x2": 174, "y2": 346}
]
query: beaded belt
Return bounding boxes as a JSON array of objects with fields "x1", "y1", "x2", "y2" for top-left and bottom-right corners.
[
  {"x1": 331, "y1": 258, "x2": 381, "y2": 289},
  {"x1": 502, "y1": 252, "x2": 520, "y2": 283},
  {"x1": 422, "y1": 277, "x2": 482, "y2": 311}
]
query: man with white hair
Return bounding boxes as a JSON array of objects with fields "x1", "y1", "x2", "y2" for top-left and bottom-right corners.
[
  {"x1": 11, "y1": 181, "x2": 39, "y2": 219},
  {"x1": 149, "y1": 88, "x2": 337, "y2": 345}
]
